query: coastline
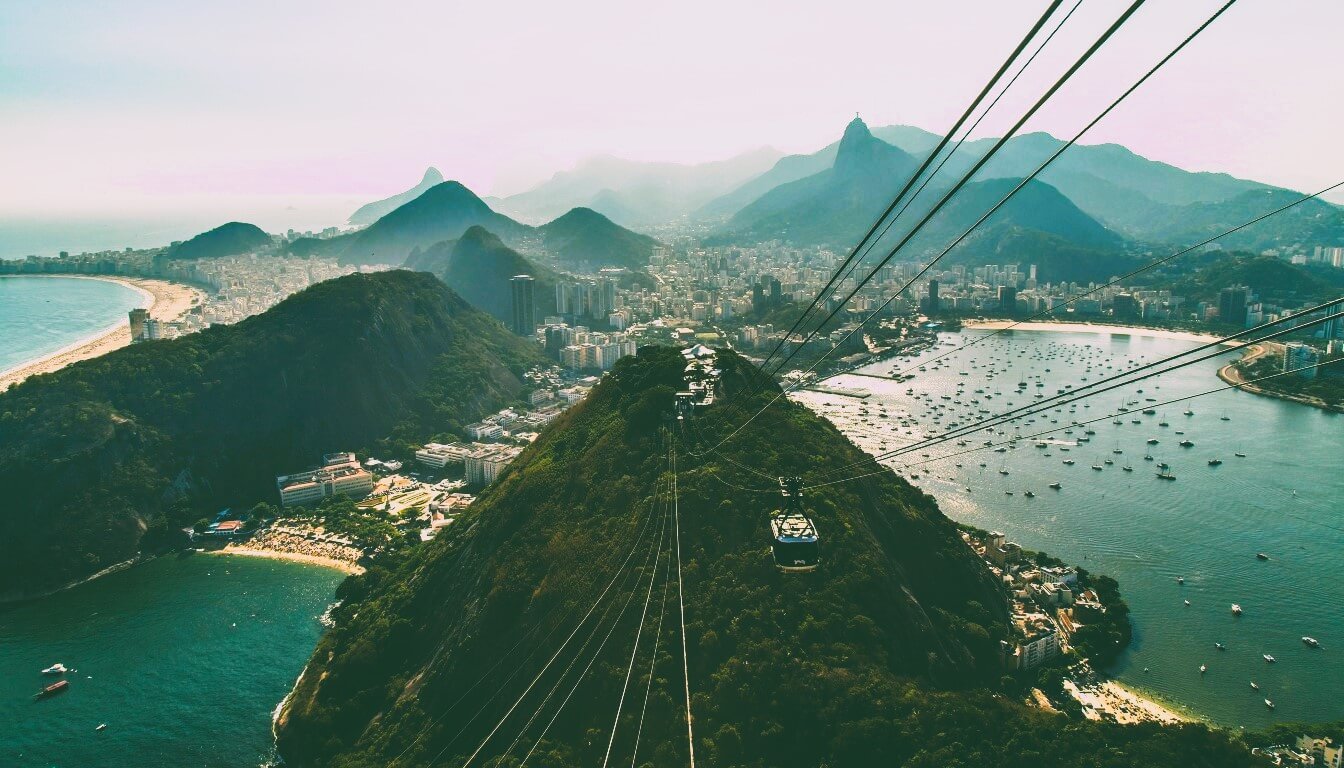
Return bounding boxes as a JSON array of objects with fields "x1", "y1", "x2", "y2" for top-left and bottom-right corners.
[
  {"x1": 201, "y1": 546, "x2": 365, "y2": 575},
  {"x1": 1065, "y1": 678, "x2": 1193, "y2": 725},
  {"x1": 964, "y1": 319, "x2": 1227, "y2": 345},
  {"x1": 1217, "y1": 342, "x2": 1342, "y2": 413},
  {"x1": 0, "y1": 274, "x2": 205, "y2": 392}
]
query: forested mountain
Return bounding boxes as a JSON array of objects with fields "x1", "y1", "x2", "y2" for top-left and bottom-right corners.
[
  {"x1": 494, "y1": 148, "x2": 783, "y2": 226},
  {"x1": 537, "y1": 206, "x2": 660, "y2": 269},
  {"x1": 713, "y1": 117, "x2": 920, "y2": 246},
  {"x1": 902, "y1": 177, "x2": 1135, "y2": 283},
  {"x1": 406, "y1": 226, "x2": 559, "y2": 323},
  {"x1": 0, "y1": 271, "x2": 544, "y2": 601},
  {"x1": 333, "y1": 181, "x2": 530, "y2": 266},
  {"x1": 1127, "y1": 188, "x2": 1344, "y2": 250},
  {"x1": 167, "y1": 221, "x2": 271, "y2": 260},
  {"x1": 348, "y1": 167, "x2": 445, "y2": 225},
  {"x1": 275, "y1": 347, "x2": 1252, "y2": 768},
  {"x1": 1167, "y1": 253, "x2": 1344, "y2": 305}
]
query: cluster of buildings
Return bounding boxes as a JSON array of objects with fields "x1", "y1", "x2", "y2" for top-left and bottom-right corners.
[
  {"x1": 416, "y1": 441, "x2": 524, "y2": 485},
  {"x1": 538, "y1": 322, "x2": 639, "y2": 372},
  {"x1": 276, "y1": 452, "x2": 376, "y2": 507},
  {"x1": 161, "y1": 254, "x2": 363, "y2": 326},
  {"x1": 964, "y1": 530, "x2": 1109, "y2": 671},
  {"x1": 1257, "y1": 735, "x2": 1343, "y2": 767}
]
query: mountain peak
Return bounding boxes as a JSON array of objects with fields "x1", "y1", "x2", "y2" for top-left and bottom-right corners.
[
  {"x1": 422, "y1": 166, "x2": 444, "y2": 184},
  {"x1": 834, "y1": 115, "x2": 906, "y2": 178}
]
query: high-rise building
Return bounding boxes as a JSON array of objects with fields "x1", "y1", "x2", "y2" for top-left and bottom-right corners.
[
  {"x1": 997, "y1": 286, "x2": 1017, "y2": 313},
  {"x1": 925, "y1": 280, "x2": 940, "y2": 313},
  {"x1": 510, "y1": 275, "x2": 536, "y2": 336},
  {"x1": 1284, "y1": 342, "x2": 1320, "y2": 379},
  {"x1": 128, "y1": 308, "x2": 149, "y2": 341},
  {"x1": 1112, "y1": 293, "x2": 1138, "y2": 319},
  {"x1": 1218, "y1": 287, "x2": 1248, "y2": 327}
]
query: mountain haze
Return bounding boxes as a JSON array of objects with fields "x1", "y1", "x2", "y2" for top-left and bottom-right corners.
[
  {"x1": 495, "y1": 148, "x2": 784, "y2": 226},
  {"x1": 348, "y1": 167, "x2": 446, "y2": 226}
]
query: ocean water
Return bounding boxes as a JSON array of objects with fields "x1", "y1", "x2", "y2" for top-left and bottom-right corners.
[
  {"x1": 796, "y1": 328, "x2": 1344, "y2": 729},
  {"x1": 0, "y1": 276, "x2": 148, "y2": 375},
  {"x1": 0, "y1": 554, "x2": 344, "y2": 767}
]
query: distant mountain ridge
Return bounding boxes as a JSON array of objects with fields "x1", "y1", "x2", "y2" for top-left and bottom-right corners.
[
  {"x1": 348, "y1": 167, "x2": 445, "y2": 226},
  {"x1": 494, "y1": 147, "x2": 783, "y2": 226}
]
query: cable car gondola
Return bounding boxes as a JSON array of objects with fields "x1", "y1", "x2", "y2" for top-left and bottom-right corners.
[{"x1": 771, "y1": 477, "x2": 819, "y2": 572}]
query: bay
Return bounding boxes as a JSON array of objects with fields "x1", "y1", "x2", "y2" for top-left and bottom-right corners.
[
  {"x1": 797, "y1": 327, "x2": 1344, "y2": 728},
  {"x1": 0, "y1": 554, "x2": 344, "y2": 767}
]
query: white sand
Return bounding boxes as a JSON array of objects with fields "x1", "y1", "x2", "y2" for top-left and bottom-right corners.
[{"x1": 0, "y1": 276, "x2": 204, "y2": 391}]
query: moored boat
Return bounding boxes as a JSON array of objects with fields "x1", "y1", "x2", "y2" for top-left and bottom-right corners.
[
  {"x1": 35, "y1": 679, "x2": 69, "y2": 699},
  {"x1": 41, "y1": 663, "x2": 67, "y2": 676}
]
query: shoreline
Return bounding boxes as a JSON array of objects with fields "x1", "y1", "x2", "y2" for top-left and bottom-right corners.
[
  {"x1": 0, "y1": 274, "x2": 205, "y2": 392},
  {"x1": 1065, "y1": 678, "x2": 1192, "y2": 725},
  {"x1": 1217, "y1": 343, "x2": 1343, "y2": 413},
  {"x1": 201, "y1": 546, "x2": 365, "y2": 575},
  {"x1": 963, "y1": 319, "x2": 1228, "y2": 345}
]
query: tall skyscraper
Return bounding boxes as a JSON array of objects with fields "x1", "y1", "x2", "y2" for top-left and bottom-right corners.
[
  {"x1": 510, "y1": 275, "x2": 536, "y2": 336},
  {"x1": 1218, "y1": 287, "x2": 1247, "y2": 327},
  {"x1": 998, "y1": 286, "x2": 1017, "y2": 313},
  {"x1": 926, "y1": 280, "x2": 940, "y2": 313}
]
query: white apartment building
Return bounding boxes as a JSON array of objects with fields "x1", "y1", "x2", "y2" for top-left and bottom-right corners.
[
  {"x1": 415, "y1": 442, "x2": 473, "y2": 468},
  {"x1": 276, "y1": 452, "x2": 374, "y2": 506}
]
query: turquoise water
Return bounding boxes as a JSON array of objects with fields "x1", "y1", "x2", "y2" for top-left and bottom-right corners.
[
  {"x1": 0, "y1": 276, "x2": 148, "y2": 375},
  {"x1": 799, "y1": 328, "x2": 1344, "y2": 728},
  {"x1": 0, "y1": 554, "x2": 344, "y2": 767}
]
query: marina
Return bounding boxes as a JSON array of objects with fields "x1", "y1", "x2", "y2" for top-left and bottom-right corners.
[{"x1": 794, "y1": 326, "x2": 1344, "y2": 728}]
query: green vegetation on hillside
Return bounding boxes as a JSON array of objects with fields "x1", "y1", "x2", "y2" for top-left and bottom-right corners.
[
  {"x1": 406, "y1": 226, "x2": 560, "y2": 324},
  {"x1": 538, "y1": 207, "x2": 659, "y2": 269},
  {"x1": 167, "y1": 221, "x2": 271, "y2": 260},
  {"x1": 0, "y1": 271, "x2": 544, "y2": 600},
  {"x1": 1168, "y1": 253, "x2": 1344, "y2": 305},
  {"x1": 276, "y1": 346, "x2": 1252, "y2": 768}
]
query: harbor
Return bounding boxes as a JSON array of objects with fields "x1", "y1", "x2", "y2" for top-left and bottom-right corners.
[{"x1": 793, "y1": 326, "x2": 1344, "y2": 728}]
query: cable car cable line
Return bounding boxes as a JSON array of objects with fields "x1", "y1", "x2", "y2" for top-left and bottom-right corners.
[
  {"x1": 740, "y1": 0, "x2": 1069, "y2": 391},
  {"x1": 759, "y1": 0, "x2": 1230, "y2": 393},
  {"x1": 863, "y1": 179, "x2": 1344, "y2": 385},
  {"x1": 802, "y1": 356, "x2": 1343, "y2": 492},
  {"x1": 695, "y1": 0, "x2": 1176, "y2": 453},
  {"x1": 515, "y1": 478, "x2": 672, "y2": 767},
  {"x1": 812, "y1": 304, "x2": 1344, "y2": 482},
  {"x1": 771, "y1": 0, "x2": 1087, "y2": 385},
  {"x1": 385, "y1": 459, "x2": 664, "y2": 768},
  {"x1": 671, "y1": 440, "x2": 696, "y2": 768},
  {"x1": 454, "y1": 467, "x2": 666, "y2": 768}
]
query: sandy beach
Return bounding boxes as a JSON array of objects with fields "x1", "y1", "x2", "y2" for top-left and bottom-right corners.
[
  {"x1": 0, "y1": 275, "x2": 204, "y2": 392},
  {"x1": 202, "y1": 547, "x2": 365, "y2": 575},
  {"x1": 1064, "y1": 679, "x2": 1190, "y2": 725},
  {"x1": 964, "y1": 320, "x2": 1226, "y2": 345}
]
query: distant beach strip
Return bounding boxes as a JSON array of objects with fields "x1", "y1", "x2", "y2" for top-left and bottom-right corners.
[{"x1": 0, "y1": 275, "x2": 204, "y2": 391}]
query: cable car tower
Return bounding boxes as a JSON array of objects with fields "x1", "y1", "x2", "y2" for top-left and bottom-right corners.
[{"x1": 770, "y1": 476, "x2": 819, "y2": 572}]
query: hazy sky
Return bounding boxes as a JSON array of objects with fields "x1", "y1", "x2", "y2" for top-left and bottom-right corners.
[{"x1": 3, "y1": 0, "x2": 1342, "y2": 224}]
